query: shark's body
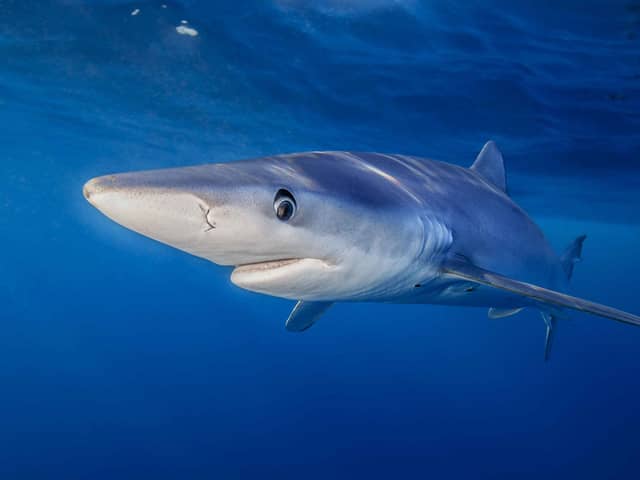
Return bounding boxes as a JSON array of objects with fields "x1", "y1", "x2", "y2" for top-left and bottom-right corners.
[{"x1": 84, "y1": 142, "x2": 639, "y2": 358}]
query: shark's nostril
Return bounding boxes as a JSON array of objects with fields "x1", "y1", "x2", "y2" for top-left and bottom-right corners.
[{"x1": 199, "y1": 203, "x2": 216, "y2": 231}]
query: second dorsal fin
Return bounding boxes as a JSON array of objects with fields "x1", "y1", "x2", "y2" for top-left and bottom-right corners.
[{"x1": 470, "y1": 141, "x2": 507, "y2": 193}]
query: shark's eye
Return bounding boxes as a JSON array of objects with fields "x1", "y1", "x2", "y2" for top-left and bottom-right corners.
[{"x1": 274, "y1": 189, "x2": 296, "y2": 221}]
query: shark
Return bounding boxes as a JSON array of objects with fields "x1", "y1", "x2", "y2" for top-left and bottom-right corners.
[{"x1": 83, "y1": 141, "x2": 640, "y2": 358}]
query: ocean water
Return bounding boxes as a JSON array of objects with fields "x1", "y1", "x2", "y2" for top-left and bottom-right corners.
[{"x1": 1, "y1": 0, "x2": 640, "y2": 478}]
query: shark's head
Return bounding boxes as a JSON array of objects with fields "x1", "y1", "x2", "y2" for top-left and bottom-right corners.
[{"x1": 84, "y1": 152, "x2": 443, "y2": 301}]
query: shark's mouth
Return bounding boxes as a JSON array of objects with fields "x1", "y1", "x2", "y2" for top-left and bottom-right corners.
[
  {"x1": 233, "y1": 258, "x2": 303, "y2": 274},
  {"x1": 230, "y1": 257, "x2": 334, "y2": 299}
]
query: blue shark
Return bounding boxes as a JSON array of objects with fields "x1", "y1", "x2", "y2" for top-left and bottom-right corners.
[{"x1": 83, "y1": 141, "x2": 640, "y2": 358}]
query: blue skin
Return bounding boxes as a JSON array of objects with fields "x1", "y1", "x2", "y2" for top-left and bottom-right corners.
[
  {"x1": 86, "y1": 149, "x2": 563, "y2": 308},
  {"x1": 254, "y1": 151, "x2": 565, "y2": 308},
  {"x1": 85, "y1": 143, "x2": 640, "y2": 348}
]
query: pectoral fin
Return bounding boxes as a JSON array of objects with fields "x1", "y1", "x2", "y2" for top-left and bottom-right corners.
[
  {"x1": 442, "y1": 257, "x2": 640, "y2": 327},
  {"x1": 285, "y1": 301, "x2": 333, "y2": 332},
  {"x1": 488, "y1": 307, "x2": 524, "y2": 319}
]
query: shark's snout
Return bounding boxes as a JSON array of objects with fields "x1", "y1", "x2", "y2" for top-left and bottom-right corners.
[
  {"x1": 82, "y1": 180, "x2": 92, "y2": 202},
  {"x1": 83, "y1": 175, "x2": 115, "y2": 206},
  {"x1": 83, "y1": 171, "x2": 212, "y2": 255}
]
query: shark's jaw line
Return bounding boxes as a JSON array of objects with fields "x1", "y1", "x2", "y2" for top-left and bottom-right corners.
[
  {"x1": 233, "y1": 258, "x2": 305, "y2": 274},
  {"x1": 230, "y1": 257, "x2": 338, "y2": 301}
]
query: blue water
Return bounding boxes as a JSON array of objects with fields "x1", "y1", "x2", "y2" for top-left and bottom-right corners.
[{"x1": 1, "y1": 0, "x2": 640, "y2": 478}]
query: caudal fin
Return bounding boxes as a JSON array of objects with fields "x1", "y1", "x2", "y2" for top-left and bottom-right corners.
[{"x1": 560, "y1": 234, "x2": 587, "y2": 281}]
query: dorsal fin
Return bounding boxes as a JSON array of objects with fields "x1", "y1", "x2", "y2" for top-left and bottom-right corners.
[
  {"x1": 470, "y1": 141, "x2": 507, "y2": 193},
  {"x1": 560, "y1": 234, "x2": 587, "y2": 281}
]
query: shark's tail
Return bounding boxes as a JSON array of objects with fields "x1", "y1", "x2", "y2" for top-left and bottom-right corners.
[{"x1": 560, "y1": 234, "x2": 587, "y2": 281}]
